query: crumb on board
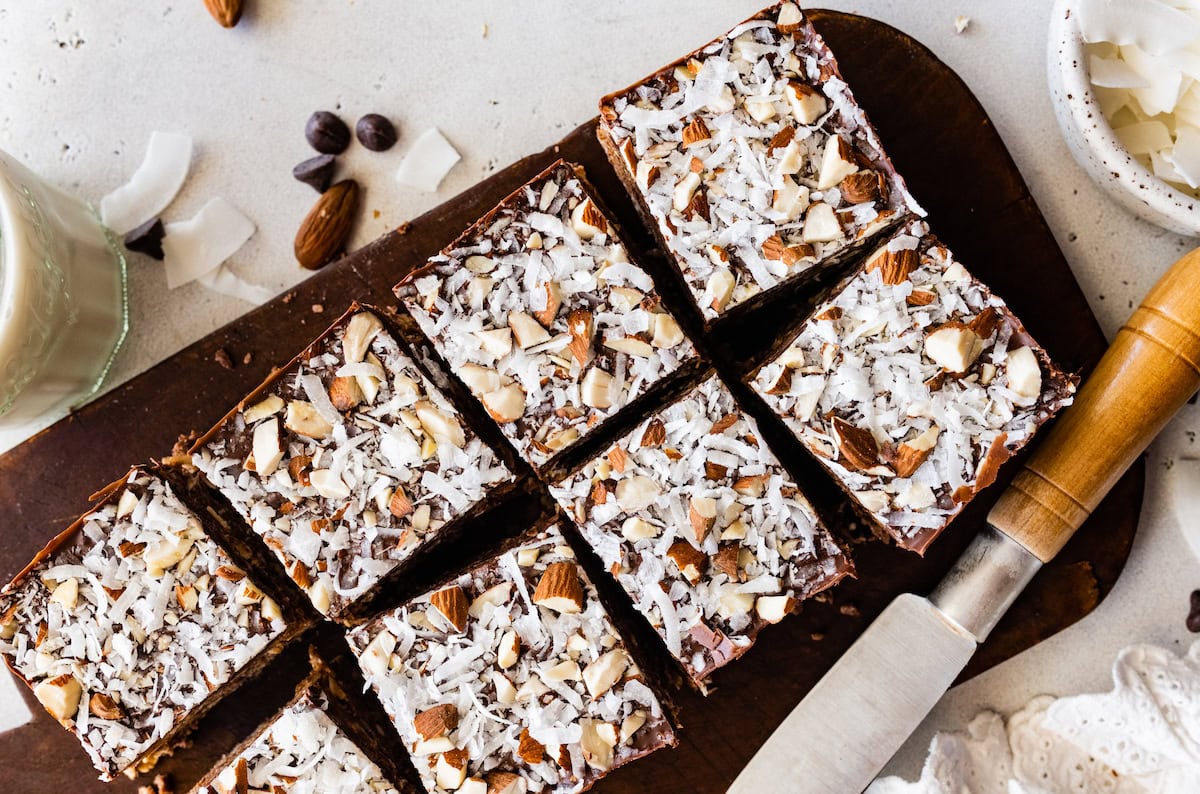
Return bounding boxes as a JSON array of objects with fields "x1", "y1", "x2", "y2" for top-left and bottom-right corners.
[{"x1": 955, "y1": 15, "x2": 970, "y2": 34}]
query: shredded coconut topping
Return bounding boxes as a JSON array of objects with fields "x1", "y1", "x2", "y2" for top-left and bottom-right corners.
[
  {"x1": 347, "y1": 523, "x2": 674, "y2": 793},
  {"x1": 0, "y1": 469, "x2": 286, "y2": 780},
  {"x1": 751, "y1": 220, "x2": 1076, "y2": 551},
  {"x1": 192, "y1": 309, "x2": 512, "y2": 618},
  {"x1": 204, "y1": 688, "x2": 398, "y2": 794},
  {"x1": 598, "y1": 2, "x2": 921, "y2": 321},
  {"x1": 397, "y1": 161, "x2": 696, "y2": 470},
  {"x1": 548, "y1": 374, "x2": 849, "y2": 685}
]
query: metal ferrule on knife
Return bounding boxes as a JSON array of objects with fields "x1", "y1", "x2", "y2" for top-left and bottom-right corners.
[{"x1": 930, "y1": 526, "x2": 1043, "y2": 642}]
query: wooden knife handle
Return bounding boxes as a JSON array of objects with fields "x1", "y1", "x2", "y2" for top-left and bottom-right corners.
[{"x1": 989, "y1": 248, "x2": 1200, "y2": 562}]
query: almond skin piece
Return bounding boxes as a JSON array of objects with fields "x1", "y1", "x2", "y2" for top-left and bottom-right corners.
[
  {"x1": 566, "y1": 309, "x2": 593, "y2": 367},
  {"x1": 768, "y1": 125, "x2": 796, "y2": 151},
  {"x1": 839, "y1": 171, "x2": 886, "y2": 204},
  {"x1": 681, "y1": 117, "x2": 711, "y2": 147},
  {"x1": 688, "y1": 496, "x2": 717, "y2": 542},
  {"x1": 831, "y1": 416, "x2": 879, "y2": 471},
  {"x1": 295, "y1": 179, "x2": 359, "y2": 270},
  {"x1": 430, "y1": 586, "x2": 470, "y2": 633},
  {"x1": 388, "y1": 486, "x2": 413, "y2": 518},
  {"x1": 533, "y1": 282, "x2": 562, "y2": 327},
  {"x1": 893, "y1": 443, "x2": 933, "y2": 478},
  {"x1": 488, "y1": 771, "x2": 525, "y2": 794},
  {"x1": 328, "y1": 376, "x2": 363, "y2": 411},
  {"x1": 641, "y1": 418, "x2": 667, "y2": 447},
  {"x1": 532, "y1": 562, "x2": 585, "y2": 613},
  {"x1": 287, "y1": 454, "x2": 312, "y2": 487},
  {"x1": 518, "y1": 728, "x2": 545, "y2": 764},
  {"x1": 968, "y1": 307, "x2": 1002, "y2": 339},
  {"x1": 866, "y1": 248, "x2": 917, "y2": 285},
  {"x1": 713, "y1": 545, "x2": 740, "y2": 579},
  {"x1": 204, "y1": 0, "x2": 243, "y2": 28},
  {"x1": 732, "y1": 473, "x2": 768, "y2": 498},
  {"x1": 666, "y1": 541, "x2": 707, "y2": 583},
  {"x1": 762, "y1": 234, "x2": 800, "y2": 266},
  {"x1": 704, "y1": 460, "x2": 728, "y2": 480},
  {"x1": 973, "y1": 432, "x2": 1009, "y2": 492},
  {"x1": 711, "y1": 413, "x2": 739, "y2": 434},
  {"x1": 89, "y1": 692, "x2": 124, "y2": 720},
  {"x1": 413, "y1": 703, "x2": 459, "y2": 740},
  {"x1": 291, "y1": 561, "x2": 312, "y2": 589}
]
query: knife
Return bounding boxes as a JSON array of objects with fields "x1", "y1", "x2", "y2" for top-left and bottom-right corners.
[{"x1": 729, "y1": 247, "x2": 1200, "y2": 794}]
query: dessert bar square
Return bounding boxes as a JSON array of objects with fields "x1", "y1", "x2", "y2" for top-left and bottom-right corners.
[
  {"x1": 196, "y1": 663, "x2": 410, "y2": 794},
  {"x1": 598, "y1": 2, "x2": 920, "y2": 323},
  {"x1": 347, "y1": 521, "x2": 676, "y2": 794},
  {"x1": 191, "y1": 305, "x2": 514, "y2": 620},
  {"x1": 0, "y1": 466, "x2": 290, "y2": 780},
  {"x1": 749, "y1": 220, "x2": 1076, "y2": 552},
  {"x1": 395, "y1": 160, "x2": 698, "y2": 472},
  {"x1": 548, "y1": 374, "x2": 850, "y2": 687}
]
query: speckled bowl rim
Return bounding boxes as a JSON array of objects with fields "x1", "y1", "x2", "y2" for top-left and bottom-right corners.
[{"x1": 1048, "y1": 0, "x2": 1200, "y2": 236}]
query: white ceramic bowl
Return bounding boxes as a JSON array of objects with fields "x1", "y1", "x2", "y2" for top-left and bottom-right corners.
[{"x1": 1048, "y1": 0, "x2": 1200, "y2": 236}]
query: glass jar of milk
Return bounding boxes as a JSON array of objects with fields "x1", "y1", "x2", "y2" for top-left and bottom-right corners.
[{"x1": 0, "y1": 149, "x2": 128, "y2": 425}]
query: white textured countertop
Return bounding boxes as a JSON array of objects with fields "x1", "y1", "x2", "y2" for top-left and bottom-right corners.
[{"x1": 1, "y1": 0, "x2": 1196, "y2": 783}]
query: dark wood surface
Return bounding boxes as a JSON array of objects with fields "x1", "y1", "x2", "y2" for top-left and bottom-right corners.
[{"x1": 0, "y1": 10, "x2": 1143, "y2": 793}]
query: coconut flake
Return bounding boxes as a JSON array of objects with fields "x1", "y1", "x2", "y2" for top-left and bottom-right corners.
[
  {"x1": 100, "y1": 131, "x2": 192, "y2": 235},
  {"x1": 1078, "y1": 0, "x2": 1200, "y2": 56},
  {"x1": 162, "y1": 197, "x2": 256, "y2": 289},
  {"x1": 1088, "y1": 54, "x2": 1152, "y2": 88},
  {"x1": 196, "y1": 265, "x2": 274, "y2": 305},
  {"x1": 395, "y1": 128, "x2": 461, "y2": 192},
  {"x1": 1166, "y1": 124, "x2": 1200, "y2": 186},
  {"x1": 1082, "y1": 3, "x2": 1200, "y2": 197}
]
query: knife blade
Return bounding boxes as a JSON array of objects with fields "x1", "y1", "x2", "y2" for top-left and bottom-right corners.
[
  {"x1": 730, "y1": 246, "x2": 1200, "y2": 794},
  {"x1": 729, "y1": 525, "x2": 1040, "y2": 794},
  {"x1": 729, "y1": 595, "x2": 973, "y2": 793}
]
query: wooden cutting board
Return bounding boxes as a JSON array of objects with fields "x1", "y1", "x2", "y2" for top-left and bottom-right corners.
[{"x1": 0, "y1": 10, "x2": 1142, "y2": 793}]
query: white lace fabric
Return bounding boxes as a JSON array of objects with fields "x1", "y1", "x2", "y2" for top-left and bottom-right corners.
[{"x1": 869, "y1": 641, "x2": 1200, "y2": 793}]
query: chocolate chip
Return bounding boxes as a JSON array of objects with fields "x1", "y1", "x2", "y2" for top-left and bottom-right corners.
[
  {"x1": 123, "y1": 218, "x2": 165, "y2": 260},
  {"x1": 305, "y1": 111, "x2": 351, "y2": 154},
  {"x1": 292, "y1": 154, "x2": 336, "y2": 193},
  {"x1": 1188, "y1": 590, "x2": 1200, "y2": 632},
  {"x1": 214, "y1": 348, "x2": 234, "y2": 370},
  {"x1": 356, "y1": 113, "x2": 397, "y2": 151}
]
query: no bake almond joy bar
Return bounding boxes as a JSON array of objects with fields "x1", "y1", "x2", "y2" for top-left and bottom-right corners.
[
  {"x1": 549, "y1": 374, "x2": 851, "y2": 686},
  {"x1": 348, "y1": 521, "x2": 676, "y2": 794},
  {"x1": 191, "y1": 305, "x2": 514, "y2": 621},
  {"x1": 750, "y1": 220, "x2": 1076, "y2": 552},
  {"x1": 396, "y1": 160, "x2": 699, "y2": 474},
  {"x1": 598, "y1": 1, "x2": 921, "y2": 324},
  {"x1": 0, "y1": 466, "x2": 295, "y2": 781}
]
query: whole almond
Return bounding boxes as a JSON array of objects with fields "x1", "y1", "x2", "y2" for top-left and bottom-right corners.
[
  {"x1": 295, "y1": 179, "x2": 359, "y2": 270},
  {"x1": 204, "y1": 0, "x2": 244, "y2": 28}
]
